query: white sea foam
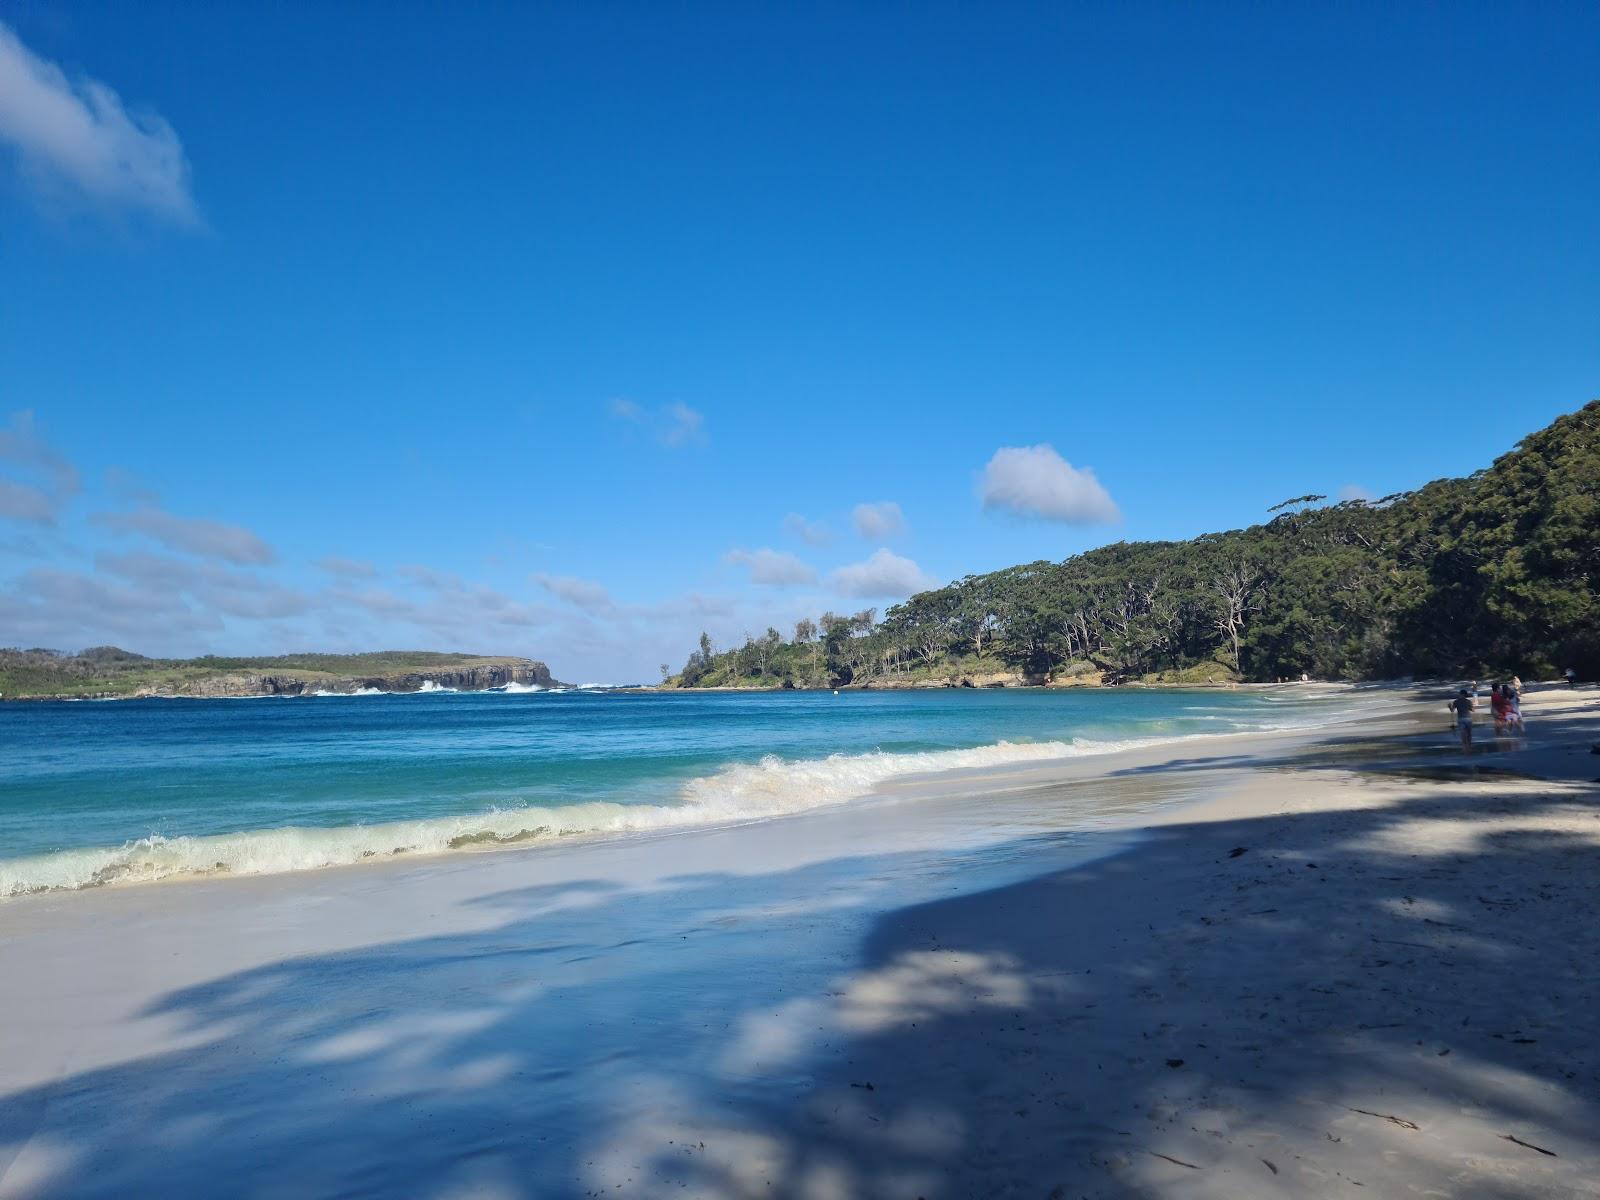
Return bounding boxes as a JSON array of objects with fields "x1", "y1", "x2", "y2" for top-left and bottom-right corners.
[
  {"x1": 497, "y1": 682, "x2": 546, "y2": 694},
  {"x1": 0, "y1": 736, "x2": 1147, "y2": 897}
]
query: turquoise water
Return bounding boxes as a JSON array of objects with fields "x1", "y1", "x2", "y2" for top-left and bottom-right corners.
[{"x1": 0, "y1": 686, "x2": 1346, "y2": 895}]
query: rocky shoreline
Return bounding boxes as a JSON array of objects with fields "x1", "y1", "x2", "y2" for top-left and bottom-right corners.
[
  {"x1": 1, "y1": 657, "x2": 560, "y2": 701},
  {"x1": 163, "y1": 660, "x2": 559, "y2": 699}
]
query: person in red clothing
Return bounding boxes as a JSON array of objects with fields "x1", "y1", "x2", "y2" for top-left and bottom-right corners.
[{"x1": 1490, "y1": 683, "x2": 1511, "y2": 735}]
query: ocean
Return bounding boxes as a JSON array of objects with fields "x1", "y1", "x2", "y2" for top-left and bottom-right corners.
[{"x1": 0, "y1": 685, "x2": 1350, "y2": 896}]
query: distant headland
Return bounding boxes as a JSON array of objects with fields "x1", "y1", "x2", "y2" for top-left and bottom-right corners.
[{"x1": 0, "y1": 648, "x2": 561, "y2": 701}]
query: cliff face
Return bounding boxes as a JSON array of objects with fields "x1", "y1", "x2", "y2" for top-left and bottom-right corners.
[{"x1": 159, "y1": 660, "x2": 558, "y2": 698}]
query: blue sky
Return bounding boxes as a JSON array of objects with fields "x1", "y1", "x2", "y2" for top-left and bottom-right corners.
[{"x1": 2, "y1": 3, "x2": 1597, "y2": 682}]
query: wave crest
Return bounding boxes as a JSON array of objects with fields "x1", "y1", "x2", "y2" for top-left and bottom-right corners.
[{"x1": 0, "y1": 737, "x2": 1139, "y2": 897}]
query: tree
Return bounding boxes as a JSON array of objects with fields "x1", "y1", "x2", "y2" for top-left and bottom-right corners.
[
  {"x1": 665, "y1": 402, "x2": 1600, "y2": 686},
  {"x1": 1210, "y1": 562, "x2": 1261, "y2": 674},
  {"x1": 756, "y1": 628, "x2": 782, "y2": 676}
]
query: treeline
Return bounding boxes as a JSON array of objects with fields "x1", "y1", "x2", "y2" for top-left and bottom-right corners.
[{"x1": 672, "y1": 402, "x2": 1599, "y2": 688}]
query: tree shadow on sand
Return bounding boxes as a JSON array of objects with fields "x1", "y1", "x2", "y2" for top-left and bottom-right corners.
[{"x1": 2, "y1": 733, "x2": 1598, "y2": 1198}]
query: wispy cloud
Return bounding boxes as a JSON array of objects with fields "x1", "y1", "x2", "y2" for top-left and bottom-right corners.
[
  {"x1": 316, "y1": 556, "x2": 377, "y2": 579},
  {"x1": 852, "y1": 501, "x2": 906, "y2": 541},
  {"x1": 104, "y1": 466, "x2": 161, "y2": 505},
  {"x1": 397, "y1": 563, "x2": 459, "y2": 590},
  {"x1": 1338, "y1": 483, "x2": 1375, "y2": 503},
  {"x1": 0, "y1": 410, "x2": 81, "y2": 525},
  {"x1": 830, "y1": 549, "x2": 935, "y2": 598},
  {"x1": 0, "y1": 479, "x2": 55, "y2": 524},
  {"x1": 335, "y1": 579, "x2": 556, "y2": 648},
  {"x1": 781, "y1": 513, "x2": 832, "y2": 546},
  {"x1": 96, "y1": 550, "x2": 311, "y2": 620},
  {"x1": 725, "y1": 547, "x2": 817, "y2": 587},
  {"x1": 91, "y1": 505, "x2": 276, "y2": 565},
  {"x1": 0, "y1": 21, "x2": 199, "y2": 224},
  {"x1": 0, "y1": 564, "x2": 223, "y2": 648},
  {"x1": 533, "y1": 572, "x2": 615, "y2": 613},
  {"x1": 609, "y1": 398, "x2": 707, "y2": 449},
  {"x1": 0, "y1": 531, "x2": 52, "y2": 559},
  {"x1": 979, "y1": 444, "x2": 1119, "y2": 525}
]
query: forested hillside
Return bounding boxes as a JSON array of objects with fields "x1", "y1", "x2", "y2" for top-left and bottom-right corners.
[{"x1": 673, "y1": 402, "x2": 1599, "y2": 688}]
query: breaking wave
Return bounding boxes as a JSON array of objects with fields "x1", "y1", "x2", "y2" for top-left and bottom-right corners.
[{"x1": 0, "y1": 736, "x2": 1138, "y2": 897}]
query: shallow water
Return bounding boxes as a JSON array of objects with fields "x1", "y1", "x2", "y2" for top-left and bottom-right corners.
[{"x1": 0, "y1": 686, "x2": 1352, "y2": 894}]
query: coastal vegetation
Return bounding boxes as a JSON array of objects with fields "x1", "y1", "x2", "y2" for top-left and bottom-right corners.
[
  {"x1": 0, "y1": 648, "x2": 553, "y2": 699},
  {"x1": 672, "y1": 401, "x2": 1600, "y2": 689}
]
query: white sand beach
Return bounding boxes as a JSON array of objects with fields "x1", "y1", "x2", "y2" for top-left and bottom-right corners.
[{"x1": 1, "y1": 687, "x2": 1597, "y2": 1198}]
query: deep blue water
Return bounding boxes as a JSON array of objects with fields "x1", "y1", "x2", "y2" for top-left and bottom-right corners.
[{"x1": 0, "y1": 686, "x2": 1345, "y2": 894}]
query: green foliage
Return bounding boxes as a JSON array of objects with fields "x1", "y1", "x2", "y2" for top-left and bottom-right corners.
[{"x1": 672, "y1": 401, "x2": 1600, "y2": 687}]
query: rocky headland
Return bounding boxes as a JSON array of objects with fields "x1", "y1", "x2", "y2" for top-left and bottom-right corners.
[{"x1": 0, "y1": 648, "x2": 561, "y2": 701}]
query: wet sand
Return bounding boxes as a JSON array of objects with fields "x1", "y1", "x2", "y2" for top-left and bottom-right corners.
[{"x1": 1, "y1": 687, "x2": 1597, "y2": 1197}]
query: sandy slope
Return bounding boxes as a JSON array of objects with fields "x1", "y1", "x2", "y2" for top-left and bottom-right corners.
[{"x1": 0, "y1": 687, "x2": 1596, "y2": 1197}]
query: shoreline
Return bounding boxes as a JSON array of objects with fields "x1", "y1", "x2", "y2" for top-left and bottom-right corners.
[
  {"x1": 0, "y1": 684, "x2": 1367, "y2": 901},
  {"x1": 1, "y1": 687, "x2": 1595, "y2": 1195},
  {"x1": 2, "y1": 677, "x2": 1338, "y2": 700}
]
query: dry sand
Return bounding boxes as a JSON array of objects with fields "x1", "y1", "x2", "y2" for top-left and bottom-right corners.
[{"x1": 1, "y1": 686, "x2": 1597, "y2": 1197}]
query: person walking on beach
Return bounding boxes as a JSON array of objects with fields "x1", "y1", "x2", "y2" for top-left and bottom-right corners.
[
  {"x1": 1490, "y1": 684, "x2": 1511, "y2": 736},
  {"x1": 1565, "y1": 666, "x2": 1578, "y2": 688},
  {"x1": 1505, "y1": 675, "x2": 1524, "y2": 731},
  {"x1": 1450, "y1": 687, "x2": 1475, "y2": 754}
]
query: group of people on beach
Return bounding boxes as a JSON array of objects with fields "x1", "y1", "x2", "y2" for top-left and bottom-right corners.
[{"x1": 1449, "y1": 677, "x2": 1524, "y2": 754}]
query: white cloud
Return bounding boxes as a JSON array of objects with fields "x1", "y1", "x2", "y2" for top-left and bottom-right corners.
[
  {"x1": 830, "y1": 549, "x2": 935, "y2": 598},
  {"x1": 852, "y1": 501, "x2": 906, "y2": 541},
  {"x1": 0, "y1": 22, "x2": 198, "y2": 224},
  {"x1": 662, "y1": 402, "x2": 704, "y2": 448},
  {"x1": 0, "y1": 564, "x2": 223, "y2": 648},
  {"x1": 91, "y1": 505, "x2": 276, "y2": 565},
  {"x1": 979, "y1": 445, "x2": 1119, "y2": 524},
  {"x1": 781, "y1": 513, "x2": 832, "y2": 546},
  {"x1": 0, "y1": 410, "x2": 80, "y2": 524},
  {"x1": 1338, "y1": 483, "x2": 1375, "y2": 503},
  {"x1": 533, "y1": 572, "x2": 615, "y2": 613},
  {"x1": 608, "y1": 398, "x2": 707, "y2": 448},
  {"x1": 96, "y1": 550, "x2": 310, "y2": 620},
  {"x1": 397, "y1": 563, "x2": 458, "y2": 590},
  {"x1": 316, "y1": 556, "x2": 377, "y2": 579},
  {"x1": 0, "y1": 478, "x2": 54, "y2": 523},
  {"x1": 725, "y1": 547, "x2": 817, "y2": 587},
  {"x1": 104, "y1": 466, "x2": 161, "y2": 505}
]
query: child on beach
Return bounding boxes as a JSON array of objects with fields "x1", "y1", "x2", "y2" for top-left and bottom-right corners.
[
  {"x1": 1490, "y1": 684, "x2": 1511, "y2": 735},
  {"x1": 1450, "y1": 687, "x2": 1475, "y2": 754}
]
